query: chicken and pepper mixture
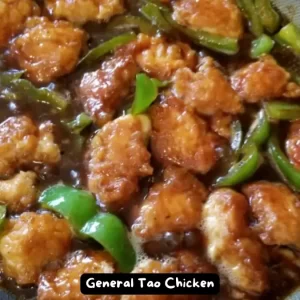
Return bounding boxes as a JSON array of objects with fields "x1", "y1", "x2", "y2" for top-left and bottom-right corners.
[{"x1": 1, "y1": 0, "x2": 300, "y2": 299}]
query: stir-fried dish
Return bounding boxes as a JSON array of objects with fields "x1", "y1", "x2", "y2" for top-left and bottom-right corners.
[{"x1": 1, "y1": 0, "x2": 300, "y2": 299}]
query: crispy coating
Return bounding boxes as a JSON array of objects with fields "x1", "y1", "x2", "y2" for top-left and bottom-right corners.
[
  {"x1": 210, "y1": 112, "x2": 233, "y2": 139},
  {"x1": 149, "y1": 95, "x2": 217, "y2": 174},
  {"x1": 135, "y1": 34, "x2": 197, "y2": 80},
  {"x1": 243, "y1": 181, "x2": 300, "y2": 248},
  {"x1": 202, "y1": 189, "x2": 268, "y2": 294},
  {"x1": 87, "y1": 115, "x2": 153, "y2": 207},
  {"x1": 77, "y1": 53, "x2": 138, "y2": 126},
  {"x1": 45, "y1": 0, "x2": 124, "y2": 24},
  {"x1": 286, "y1": 121, "x2": 300, "y2": 169},
  {"x1": 0, "y1": 212, "x2": 72, "y2": 285},
  {"x1": 172, "y1": 57, "x2": 243, "y2": 116},
  {"x1": 0, "y1": 171, "x2": 37, "y2": 213},
  {"x1": 172, "y1": 0, "x2": 243, "y2": 38},
  {"x1": 38, "y1": 250, "x2": 118, "y2": 300},
  {"x1": 8, "y1": 17, "x2": 85, "y2": 83},
  {"x1": 0, "y1": 116, "x2": 61, "y2": 177},
  {"x1": 0, "y1": 0, "x2": 38, "y2": 48},
  {"x1": 133, "y1": 166, "x2": 207, "y2": 240},
  {"x1": 230, "y1": 55, "x2": 290, "y2": 103}
]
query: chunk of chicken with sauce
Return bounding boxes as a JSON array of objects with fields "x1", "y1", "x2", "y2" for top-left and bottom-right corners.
[
  {"x1": 172, "y1": 0, "x2": 244, "y2": 39},
  {"x1": 87, "y1": 115, "x2": 152, "y2": 208},
  {"x1": 0, "y1": 116, "x2": 61, "y2": 177},
  {"x1": 135, "y1": 34, "x2": 197, "y2": 80},
  {"x1": 286, "y1": 121, "x2": 300, "y2": 169},
  {"x1": 202, "y1": 189, "x2": 268, "y2": 294},
  {"x1": 133, "y1": 166, "x2": 207, "y2": 241},
  {"x1": 0, "y1": 171, "x2": 37, "y2": 213},
  {"x1": 243, "y1": 182, "x2": 300, "y2": 248},
  {"x1": 0, "y1": 212, "x2": 72, "y2": 285},
  {"x1": 45, "y1": 0, "x2": 124, "y2": 25},
  {"x1": 210, "y1": 112, "x2": 233, "y2": 139},
  {"x1": 38, "y1": 250, "x2": 118, "y2": 300},
  {"x1": 149, "y1": 95, "x2": 217, "y2": 174},
  {"x1": 8, "y1": 17, "x2": 85, "y2": 83},
  {"x1": 172, "y1": 57, "x2": 243, "y2": 116},
  {"x1": 0, "y1": 0, "x2": 39, "y2": 48}
]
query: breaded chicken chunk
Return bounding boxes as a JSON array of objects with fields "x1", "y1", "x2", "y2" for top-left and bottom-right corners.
[
  {"x1": 135, "y1": 34, "x2": 197, "y2": 80},
  {"x1": 172, "y1": 57, "x2": 243, "y2": 116},
  {"x1": 38, "y1": 250, "x2": 118, "y2": 300},
  {"x1": 0, "y1": 116, "x2": 61, "y2": 177},
  {"x1": 0, "y1": 0, "x2": 38, "y2": 48},
  {"x1": 202, "y1": 189, "x2": 268, "y2": 294},
  {"x1": 77, "y1": 52, "x2": 137, "y2": 126},
  {"x1": 133, "y1": 166, "x2": 207, "y2": 240},
  {"x1": 172, "y1": 0, "x2": 243, "y2": 39},
  {"x1": 149, "y1": 95, "x2": 217, "y2": 174},
  {"x1": 0, "y1": 212, "x2": 72, "y2": 285},
  {"x1": 210, "y1": 112, "x2": 233, "y2": 139},
  {"x1": 8, "y1": 17, "x2": 85, "y2": 83},
  {"x1": 87, "y1": 115, "x2": 153, "y2": 208},
  {"x1": 0, "y1": 171, "x2": 37, "y2": 213},
  {"x1": 230, "y1": 55, "x2": 290, "y2": 103},
  {"x1": 243, "y1": 182, "x2": 300, "y2": 248},
  {"x1": 286, "y1": 121, "x2": 300, "y2": 169},
  {"x1": 46, "y1": 0, "x2": 124, "y2": 25}
]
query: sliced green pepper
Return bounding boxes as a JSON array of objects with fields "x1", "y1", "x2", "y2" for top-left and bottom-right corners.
[
  {"x1": 65, "y1": 113, "x2": 92, "y2": 134},
  {"x1": 0, "y1": 70, "x2": 25, "y2": 86},
  {"x1": 230, "y1": 120, "x2": 243, "y2": 152},
  {"x1": 39, "y1": 185, "x2": 98, "y2": 233},
  {"x1": 254, "y1": 0, "x2": 280, "y2": 33},
  {"x1": 237, "y1": 0, "x2": 263, "y2": 37},
  {"x1": 264, "y1": 102, "x2": 300, "y2": 121},
  {"x1": 250, "y1": 34, "x2": 275, "y2": 58},
  {"x1": 81, "y1": 213, "x2": 136, "y2": 272},
  {"x1": 78, "y1": 32, "x2": 137, "y2": 67},
  {"x1": 215, "y1": 144, "x2": 261, "y2": 187},
  {"x1": 268, "y1": 131, "x2": 300, "y2": 192},
  {"x1": 275, "y1": 23, "x2": 300, "y2": 54},
  {"x1": 0, "y1": 205, "x2": 6, "y2": 230}
]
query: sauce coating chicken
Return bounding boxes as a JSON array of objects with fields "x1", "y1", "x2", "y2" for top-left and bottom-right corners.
[
  {"x1": 230, "y1": 55, "x2": 290, "y2": 103},
  {"x1": 77, "y1": 52, "x2": 137, "y2": 126},
  {"x1": 150, "y1": 95, "x2": 217, "y2": 174},
  {"x1": 210, "y1": 112, "x2": 233, "y2": 139},
  {"x1": 172, "y1": 0, "x2": 244, "y2": 39},
  {"x1": 0, "y1": 171, "x2": 37, "y2": 213},
  {"x1": 0, "y1": 116, "x2": 61, "y2": 177},
  {"x1": 38, "y1": 250, "x2": 118, "y2": 300},
  {"x1": 135, "y1": 34, "x2": 197, "y2": 80},
  {"x1": 45, "y1": 0, "x2": 124, "y2": 25},
  {"x1": 172, "y1": 57, "x2": 243, "y2": 116},
  {"x1": 0, "y1": 0, "x2": 38, "y2": 48},
  {"x1": 202, "y1": 189, "x2": 268, "y2": 294},
  {"x1": 8, "y1": 17, "x2": 85, "y2": 83},
  {"x1": 286, "y1": 121, "x2": 300, "y2": 169},
  {"x1": 133, "y1": 166, "x2": 207, "y2": 240},
  {"x1": 87, "y1": 115, "x2": 152, "y2": 208},
  {"x1": 0, "y1": 212, "x2": 72, "y2": 285},
  {"x1": 243, "y1": 182, "x2": 300, "y2": 248}
]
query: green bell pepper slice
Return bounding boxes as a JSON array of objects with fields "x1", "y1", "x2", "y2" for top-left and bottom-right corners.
[
  {"x1": 264, "y1": 102, "x2": 300, "y2": 121},
  {"x1": 250, "y1": 34, "x2": 275, "y2": 58},
  {"x1": 230, "y1": 120, "x2": 243, "y2": 152},
  {"x1": 275, "y1": 23, "x2": 300, "y2": 54},
  {"x1": 0, "y1": 70, "x2": 25, "y2": 86},
  {"x1": 81, "y1": 213, "x2": 136, "y2": 273},
  {"x1": 65, "y1": 113, "x2": 93, "y2": 134},
  {"x1": 0, "y1": 205, "x2": 6, "y2": 230}
]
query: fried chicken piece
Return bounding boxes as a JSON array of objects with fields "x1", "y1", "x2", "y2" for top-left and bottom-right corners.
[
  {"x1": 0, "y1": 116, "x2": 61, "y2": 177},
  {"x1": 133, "y1": 166, "x2": 207, "y2": 240},
  {"x1": 210, "y1": 112, "x2": 233, "y2": 139},
  {"x1": 0, "y1": 212, "x2": 72, "y2": 285},
  {"x1": 38, "y1": 250, "x2": 118, "y2": 300},
  {"x1": 286, "y1": 121, "x2": 300, "y2": 169},
  {"x1": 87, "y1": 115, "x2": 152, "y2": 208},
  {"x1": 172, "y1": 57, "x2": 243, "y2": 116},
  {"x1": 230, "y1": 55, "x2": 290, "y2": 103},
  {"x1": 149, "y1": 95, "x2": 217, "y2": 174},
  {"x1": 202, "y1": 189, "x2": 268, "y2": 294},
  {"x1": 0, "y1": 171, "x2": 37, "y2": 213},
  {"x1": 243, "y1": 182, "x2": 300, "y2": 248},
  {"x1": 45, "y1": 0, "x2": 124, "y2": 25},
  {"x1": 0, "y1": 0, "x2": 39, "y2": 48},
  {"x1": 172, "y1": 0, "x2": 243, "y2": 39},
  {"x1": 135, "y1": 34, "x2": 197, "y2": 80},
  {"x1": 77, "y1": 52, "x2": 138, "y2": 126},
  {"x1": 8, "y1": 17, "x2": 85, "y2": 84}
]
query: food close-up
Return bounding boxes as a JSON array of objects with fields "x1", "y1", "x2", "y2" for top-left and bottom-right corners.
[{"x1": 1, "y1": 0, "x2": 300, "y2": 299}]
